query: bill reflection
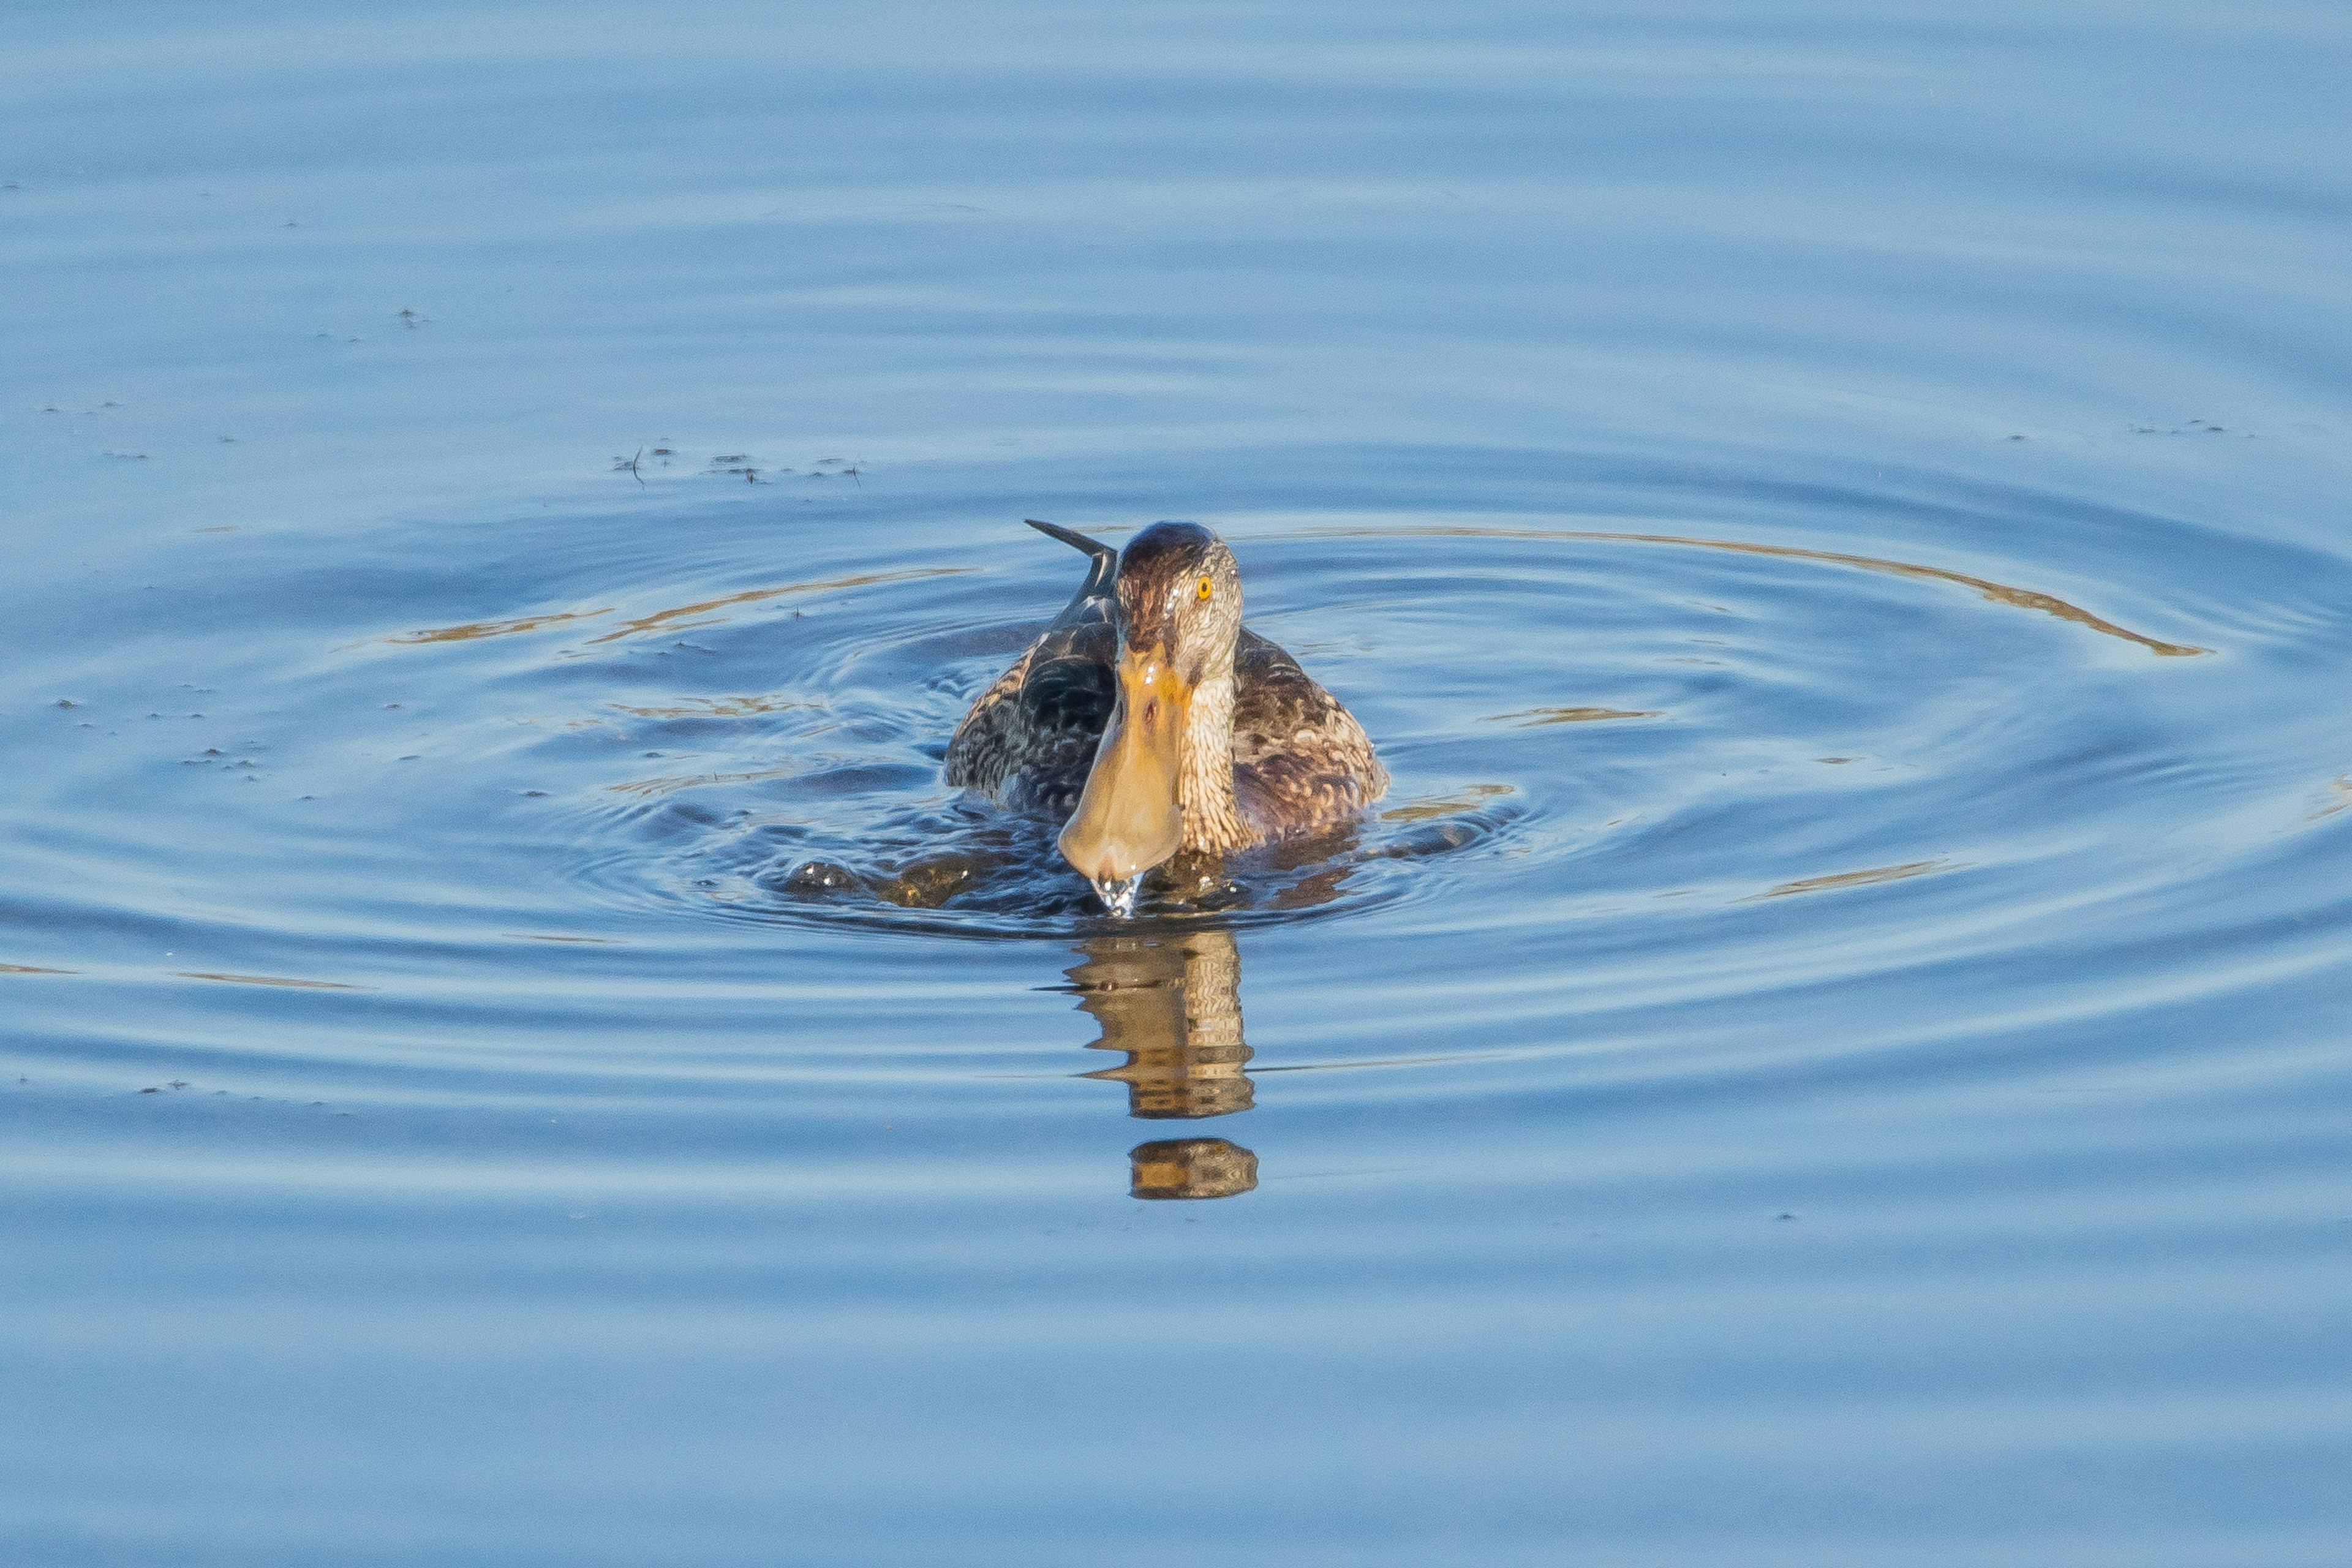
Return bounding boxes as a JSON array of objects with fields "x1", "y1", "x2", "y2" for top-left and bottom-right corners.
[{"x1": 1064, "y1": 927, "x2": 1259, "y2": 1200}]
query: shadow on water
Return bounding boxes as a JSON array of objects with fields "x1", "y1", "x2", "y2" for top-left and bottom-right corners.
[{"x1": 1058, "y1": 927, "x2": 1259, "y2": 1200}]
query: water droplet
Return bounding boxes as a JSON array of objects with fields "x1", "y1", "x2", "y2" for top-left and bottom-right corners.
[{"x1": 1091, "y1": 873, "x2": 1144, "y2": 918}]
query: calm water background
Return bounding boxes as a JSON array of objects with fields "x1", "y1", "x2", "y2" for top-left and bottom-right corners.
[{"x1": 6, "y1": 2, "x2": 2351, "y2": 1562}]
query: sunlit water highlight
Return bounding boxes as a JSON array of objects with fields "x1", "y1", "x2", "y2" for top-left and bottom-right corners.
[{"x1": 5, "y1": 3, "x2": 2351, "y2": 1564}]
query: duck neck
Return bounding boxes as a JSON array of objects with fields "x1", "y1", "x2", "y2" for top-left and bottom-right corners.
[{"x1": 1178, "y1": 660, "x2": 1253, "y2": 852}]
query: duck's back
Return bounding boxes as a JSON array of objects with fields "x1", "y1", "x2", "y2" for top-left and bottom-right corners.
[
  {"x1": 945, "y1": 522, "x2": 1122, "y2": 814},
  {"x1": 944, "y1": 627, "x2": 1114, "y2": 816}
]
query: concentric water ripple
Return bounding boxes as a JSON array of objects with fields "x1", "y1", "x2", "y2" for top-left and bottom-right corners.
[
  {"x1": 11, "y1": 456, "x2": 2345, "y2": 1072},
  {"x1": 9, "y1": 3, "x2": 2352, "y2": 1559}
]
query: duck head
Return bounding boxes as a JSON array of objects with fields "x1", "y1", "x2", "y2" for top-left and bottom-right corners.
[{"x1": 1057, "y1": 522, "x2": 1243, "y2": 891}]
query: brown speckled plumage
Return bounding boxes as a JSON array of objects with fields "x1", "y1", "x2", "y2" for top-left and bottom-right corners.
[
  {"x1": 944, "y1": 522, "x2": 1118, "y2": 818},
  {"x1": 1227, "y1": 628, "x2": 1385, "y2": 840},
  {"x1": 946, "y1": 521, "x2": 1385, "y2": 852}
]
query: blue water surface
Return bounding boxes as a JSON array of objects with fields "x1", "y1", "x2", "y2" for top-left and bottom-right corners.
[{"x1": 4, "y1": 3, "x2": 2351, "y2": 1564}]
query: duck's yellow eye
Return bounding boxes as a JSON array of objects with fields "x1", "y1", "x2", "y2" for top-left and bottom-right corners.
[{"x1": 1197, "y1": 576, "x2": 1214, "y2": 601}]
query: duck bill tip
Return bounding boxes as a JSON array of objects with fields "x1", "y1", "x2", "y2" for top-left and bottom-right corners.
[{"x1": 1057, "y1": 652, "x2": 1190, "y2": 884}]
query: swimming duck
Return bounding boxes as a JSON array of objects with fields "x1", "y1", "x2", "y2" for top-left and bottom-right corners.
[{"x1": 946, "y1": 520, "x2": 1387, "y2": 908}]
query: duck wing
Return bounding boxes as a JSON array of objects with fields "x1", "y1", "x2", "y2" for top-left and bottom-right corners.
[
  {"x1": 1230, "y1": 628, "x2": 1388, "y2": 837},
  {"x1": 944, "y1": 522, "x2": 1120, "y2": 812}
]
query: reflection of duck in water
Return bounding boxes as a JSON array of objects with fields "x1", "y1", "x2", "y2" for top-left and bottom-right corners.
[
  {"x1": 1064, "y1": 927, "x2": 1259, "y2": 1200},
  {"x1": 947, "y1": 520, "x2": 1386, "y2": 913}
]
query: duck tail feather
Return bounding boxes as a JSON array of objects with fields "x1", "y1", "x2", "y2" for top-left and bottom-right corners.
[{"x1": 1025, "y1": 518, "x2": 1118, "y2": 570}]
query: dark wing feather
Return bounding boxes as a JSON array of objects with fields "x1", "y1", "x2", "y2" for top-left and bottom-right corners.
[
  {"x1": 1229, "y1": 628, "x2": 1387, "y2": 838},
  {"x1": 944, "y1": 525, "x2": 1119, "y2": 813}
]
